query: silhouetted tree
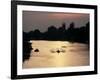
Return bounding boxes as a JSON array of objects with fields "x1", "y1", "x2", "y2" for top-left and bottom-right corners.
[
  {"x1": 23, "y1": 22, "x2": 89, "y2": 44},
  {"x1": 58, "y1": 22, "x2": 66, "y2": 40},
  {"x1": 23, "y1": 41, "x2": 32, "y2": 62},
  {"x1": 45, "y1": 26, "x2": 58, "y2": 40},
  {"x1": 68, "y1": 22, "x2": 75, "y2": 30},
  {"x1": 33, "y1": 29, "x2": 42, "y2": 39},
  {"x1": 66, "y1": 22, "x2": 75, "y2": 41}
]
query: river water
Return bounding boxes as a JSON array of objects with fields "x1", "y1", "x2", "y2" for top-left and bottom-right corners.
[{"x1": 23, "y1": 40, "x2": 89, "y2": 68}]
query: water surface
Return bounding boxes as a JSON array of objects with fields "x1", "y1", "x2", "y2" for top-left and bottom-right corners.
[{"x1": 23, "y1": 40, "x2": 89, "y2": 68}]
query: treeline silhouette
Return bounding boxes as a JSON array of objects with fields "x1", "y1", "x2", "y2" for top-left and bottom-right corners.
[
  {"x1": 23, "y1": 22, "x2": 89, "y2": 62},
  {"x1": 23, "y1": 22, "x2": 89, "y2": 44}
]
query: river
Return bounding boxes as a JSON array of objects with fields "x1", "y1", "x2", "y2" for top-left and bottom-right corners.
[{"x1": 23, "y1": 40, "x2": 89, "y2": 68}]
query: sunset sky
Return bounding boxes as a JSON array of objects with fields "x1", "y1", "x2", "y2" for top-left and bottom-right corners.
[{"x1": 23, "y1": 11, "x2": 89, "y2": 32}]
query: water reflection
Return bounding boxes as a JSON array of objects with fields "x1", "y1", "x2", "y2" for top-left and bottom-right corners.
[{"x1": 23, "y1": 40, "x2": 89, "y2": 68}]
